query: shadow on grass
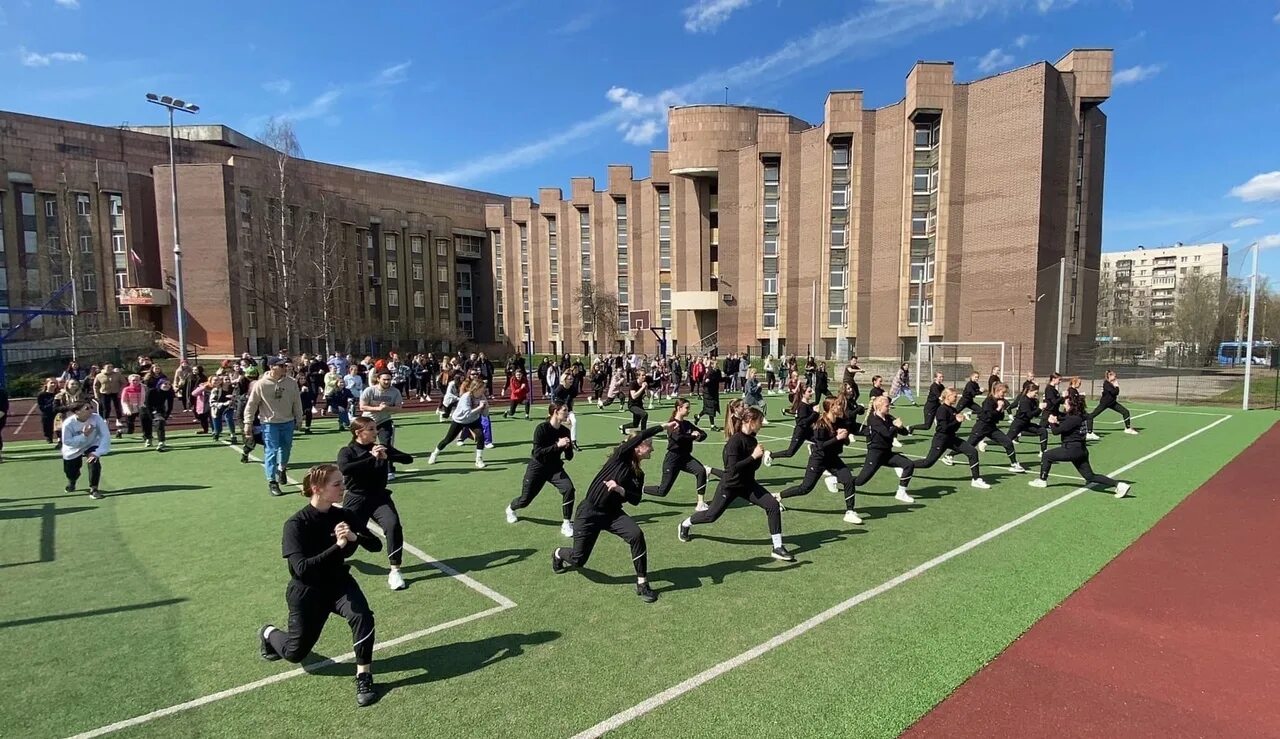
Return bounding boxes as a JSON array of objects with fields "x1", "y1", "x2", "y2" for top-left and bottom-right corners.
[
  {"x1": 5, "y1": 484, "x2": 211, "y2": 503},
  {"x1": 0, "y1": 597, "x2": 188, "y2": 629},
  {"x1": 350, "y1": 548, "x2": 535, "y2": 585},
  {"x1": 578, "y1": 556, "x2": 808, "y2": 593},
  {"x1": 353, "y1": 631, "x2": 562, "y2": 690}
]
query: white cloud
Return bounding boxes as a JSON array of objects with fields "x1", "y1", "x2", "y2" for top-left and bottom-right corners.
[
  {"x1": 279, "y1": 90, "x2": 342, "y2": 122},
  {"x1": 1231, "y1": 171, "x2": 1280, "y2": 202},
  {"x1": 19, "y1": 46, "x2": 87, "y2": 67},
  {"x1": 373, "y1": 61, "x2": 411, "y2": 86},
  {"x1": 1036, "y1": 0, "x2": 1078, "y2": 11},
  {"x1": 1259, "y1": 233, "x2": 1280, "y2": 250},
  {"x1": 978, "y1": 47, "x2": 1014, "y2": 73},
  {"x1": 1113, "y1": 63, "x2": 1162, "y2": 85},
  {"x1": 1274, "y1": 9, "x2": 1280, "y2": 23},
  {"x1": 555, "y1": 10, "x2": 598, "y2": 34},
  {"x1": 621, "y1": 118, "x2": 662, "y2": 145},
  {"x1": 54, "y1": 0, "x2": 80, "y2": 8},
  {"x1": 1231, "y1": 217, "x2": 1263, "y2": 229},
  {"x1": 684, "y1": 0, "x2": 752, "y2": 33},
  {"x1": 262, "y1": 79, "x2": 292, "y2": 95},
  {"x1": 1013, "y1": 33, "x2": 1034, "y2": 48}
]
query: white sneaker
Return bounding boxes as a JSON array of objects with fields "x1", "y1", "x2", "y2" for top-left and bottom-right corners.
[
  {"x1": 824, "y1": 475, "x2": 839, "y2": 493},
  {"x1": 763, "y1": 451, "x2": 773, "y2": 467},
  {"x1": 474, "y1": 452, "x2": 486, "y2": 469},
  {"x1": 427, "y1": 449, "x2": 439, "y2": 465},
  {"x1": 977, "y1": 440, "x2": 988, "y2": 453},
  {"x1": 893, "y1": 467, "x2": 904, "y2": 478},
  {"x1": 762, "y1": 419, "x2": 770, "y2": 426},
  {"x1": 894, "y1": 488, "x2": 915, "y2": 504},
  {"x1": 1086, "y1": 432, "x2": 1101, "y2": 441},
  {"x1": 386, "y1": 472, "x2": 396, "y2": 481},
  {"x1": 892, "y1": 438, "x2": 903, "y2": 449},
  {"x1": 455, "y1": 440, "x2": 466, "y2": 447},
  {"x1": 388, "y1": 569, "x2": 406, "y2": 591},
  {"x1": 704, "y1": 465, "x2": 713, "y2": 477},
  {"x1": 560, "y1": 520, "x2": 574, "y2": 537},
  {"x1": 971, "y1": 478, "x2": 991, "y2": 490},
  {"x1": 485, "y1": 443, "x2": 495, "y2": 450},
  {"x1": 505, "y1": 505, "x2": 518, "y2": 524},
  {"x1": 1124, "y1": 428, "x2": 1139, "y2": 435},
  {"x1": 842, "y1": 510, "x2": 863, "y2": 525},
  {"x1": 1029, "y1": 478, "x2": 1048, "y2": 488},
  {"x1": 1115, "y1": 482, "x2": 1131, "y2": 499},
  {"x1": 695, "y1": 500, "x2": 709, "y2": 512},
  {"x1": 1008, "y1": 463, "x2": 1026, "y2": 473},
  {"x1": 941, "y1": 454, "x2": 955, "y2": 466}
]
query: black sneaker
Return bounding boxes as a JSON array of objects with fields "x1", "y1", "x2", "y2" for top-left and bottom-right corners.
[
  {"x1": 677, "y1": 522, "x2": 691, "y2": 543},
  {"x1": 240, "y1": 452, "x2": 249, "y2": 463},
  {"x1": 572, "y1": 442, "x2": 584, "y2": 452},
  {"x1": 551, "y1": 548, "x2": 568, "y2": 574},
  {"x1": 268, "y1": 481, "x2": 283, "y2": 497},
  {"x1": 636, "y1": 582, "x2": 658, "y2": 603},
  {"x1": 355, "y1": 672, "x2": 378, "y2": 707},
  {"x1": 65, "y1": 484, "x2": 76, "y2": 493},
  {"x1": 276, "y1": 469, "x2": 288, "y2": 485},
  {"x1": 770, "y1": 546, "x2": 795, "y2": 562},
  {"x1": 88, "y1": 488, "x2": 104, "y2": 500},
  {"x1": 260, "y1": 625, "x2": 281, "y2": 661}
]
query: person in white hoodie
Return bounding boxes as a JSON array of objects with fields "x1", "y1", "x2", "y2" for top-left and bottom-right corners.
[
  {"x1": 61, "y1": 401, "x2": 111, "y2": 499},
  {"x1": 426, "y1": 379, "x2": 488, "y2": 469}
]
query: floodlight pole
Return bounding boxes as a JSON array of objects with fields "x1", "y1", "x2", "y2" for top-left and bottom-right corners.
[
  {"x1": 1243, "y1": 242, "x2": 1259, "y2": 410},
  {"x1": 1055, "y1": 257, "x2": 1066, "y2": 372},
  {"x1": 146, "y1": 94, "x2": 199, "y2": 363}
]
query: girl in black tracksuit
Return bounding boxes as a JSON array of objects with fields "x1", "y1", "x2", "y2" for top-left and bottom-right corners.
[
  {"x1": 957, "y1": 372, "x2": 984, "y2": 415},
  {"x1": 1086, "y1": 370, "x2": 1138, "y2": 435},
  {"x1": 851, "y1": 396, "x2": 916, "y2": 503},
  {"x1": 644, "y1": 398, "x2": 716, "y2": 511},
  {"x1": 1008, "y1": 383, "x2": 1047, "y2": 454},
  {"x1": 1039, "y1": 374, "x2": 1064, "y2": 452},
  {"x1": 260, "y1": 464, "x2": 381, "y2": 707},
  {"x1": 37, "y1": 378, "x2": 60, "y2": 444},
  {"x1": 621, "y1": 372, "x2": 650, "y2": 435},
  {"x1": 507, "y1": 403, "x2": 577, "y2": 536},
  {"x1": 965, "y1": 384, "x2": 1026, "y2": 473},
  {"x1": 771, "y1": 385, "x2": 818, "y2": 460},
  {"x1": 909, "y1": 373, "x2": 946, "y2": 433},
  {"x1": 778, "y1": 399, "x2": 863, "y2": 524},
  {"x1": 143, "y1": 379, "x2": 175, "y2": 451},
  {"x1": 552, "y1": 424, "x2": 670, "y2": 603},
  {"x1": 914, "y1": 388, "x2": 989, "y2": 488},
  {"x1": 693, "y1": 367, "x2": 722, "y2": 430},
  {"x1": 338, "y1": 418, "x2": 415, "y2": 592},
  {"x1": 679, "y1": 406, "x2": 794, "y2": 562},
  {"x1": 1030, "y1": 394, "x2": 1132, "y2": 498},
  {"x1": 552, "y1": 369, "x2": 583, "y2": 451}
]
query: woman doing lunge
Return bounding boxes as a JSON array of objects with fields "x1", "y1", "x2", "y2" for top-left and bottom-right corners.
[
  {"x1": 61, "y1": 401, "x2": 111, "y2": 499},
  {"x1": 1085, "y1": 370, "x2": 1139, "y2": 439},
  {"x1": 643, "y1": 398, "x2": 716, "y2": 512},
  {"x1": 551, "y1": 424, "x2": 673, "y2": 603},
  {"x1": 426, "y1": 379, "x2": 488, "y2": 468},
  {"x1": 620, "y1": 371, "x2": 650, "y2": 435},
  {"x1": 507, "y1": 403, "x2": 577, "y2": 537},
  {"x1": 1008, "y1": 382, "x2": 1047, "y2": 456},
  {"x1": 692, "y1": 363, "x2": 722, "y2": 430},
  {"x1": 908, "y1": 372, "x2": 946, "y2": 433},
  {"x1": 957, "y1": 371, "x2": 984, "y2": 415},
  {"x1": 777, "y1": 398, "x2": 863, "y2": 524},
  {"x1": 770, "y1": 385, "x2": 818, "y2": 461},
  {"x1": 964, "y1": 383, "x2": 1027, "y2": 473},
  {"x1": 338, "y1": 418, "x2": 415, "y2": 591},
  {"x1": 552, "y1": 368, "x2": 584, "y2": 451},
  {"x1": 259, "y1": 464, "x2": 381, "y2": 707},
  {"x1": 677, "y1": 406, "x2": 794, "y2": 562},
  {"x1": 914, "y1": 389, "x2": 990, "y2": 489},
  {"x1": 850, "y1": 396, "x2": 916, "y2": 504},
  {"x1": 1030, "y1": 394, "x2": 1132, "y2": 498}
]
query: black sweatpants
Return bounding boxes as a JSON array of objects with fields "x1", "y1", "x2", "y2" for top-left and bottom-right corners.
[
  {"x1": 559, "y1": 512, "x2": 647, "y2": 578},
  {"x1": 770, "y1": 427, "x2": 811, "y2": 459},
  {"x1": 64, "y1": 454, "x2": 101, "y2": 488},
  {"x1": 97, "y1": 393, "x2": 122, "y2": 421},
  {"x1": 511, "y1": 465, "x2": 575, "y2": 520},
  {"x1": 505, "y1": 398, "x2": 531, "y2": 417},
  {"x1": 917, "y1": 436, "x2": 981, "y2": 479},
  {"x1": 624, "y1": 408, "x2": 649, "y2": 432},
  {"x1": 267, "y1": 576, "x2": 375, "y2": 665},
  {"x1": 644, "y1": 455, "x2": 709, "y2": 498},
  {"x1": 1008, "y1": 418, "x2": 1044, "y2": 451},
  {"x1": 908, "y1": 402, "x2": 939, "y2": 433},
  {"x1": 1039, "y1": 446, "x2": 1121, "y2": 488},
  {"x1": 1086, "y1": 400, "x2": 1132, "y2": 432},
  {"x1": 780, "y1": 460, "x2": 857, "y2": 512},
  {"x1": 41, "y1": 411, "x2": 57, "y2": 443},
  {"x1": 690, "y1": 482, "x2": 783, "y2": 536},
  {"x1": 853, "y1": 449, "x2": 915, "y2": 488},
  {"x1": 377, "y1": 421, "x2": 397, "y2": 472},
  {"x1": 966, "y1": 427, "x2": 1018, "y2": 465},
  {"x1": 346, "y1": 495, "x2": 404, "y2": 567},
  {"x1": 694, "y1": 399, "x2": 719, "y2": 428},
  {"x1": 434, "y1": 420, "x2": 482, "y2": 450}
]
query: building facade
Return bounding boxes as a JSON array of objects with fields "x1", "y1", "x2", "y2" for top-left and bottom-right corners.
[{"x1": 1098, "y1": 243, "x2": 1229, "y2": 336}]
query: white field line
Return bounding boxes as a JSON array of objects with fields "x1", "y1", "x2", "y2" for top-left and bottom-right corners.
[
  {"x1": 64, "y1": 443, "x2": 518, "y2": 739},
  {"x1": 1100, "y1": 410, "x2": 1157, "y2": 425},
  {"x1": 568, "y1": 414, "x2": 1233, "y2": 739},
  {"x1": 9, "y1": 402, "x2": 38, "y2": 436}
]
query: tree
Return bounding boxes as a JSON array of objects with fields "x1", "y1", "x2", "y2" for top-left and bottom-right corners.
[
  {"x1": 1171, "y1": 273, "x2": 1224, "y2": 366},
  {"x1": 575, "y1": 281, "x2": 620, "y2": 354},
  {"x1": 258, "y1": 117, "x2": 306, "y2": 354},
  {"x1": 300, "y1": 192, "x2": 352, "y2": 356}
]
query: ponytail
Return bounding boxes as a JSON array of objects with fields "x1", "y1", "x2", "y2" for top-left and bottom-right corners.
[
  {"x1": 301, "y1": 463, "x2": 339, "y2": 498},
  {"x1": 723, "y1": 398, "x2": 746, "y2": 438},
  {"x1": 789, "y1": 380, "x2": 809, "y2": 415},
  {"x1": 668, "y1": 397, "x2": 689, "y2": 423}
]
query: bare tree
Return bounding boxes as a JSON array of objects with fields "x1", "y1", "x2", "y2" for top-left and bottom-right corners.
[
  {"x1": 1172, "y1": 273, "x2": 1224, "y2": 366},
  {"x1": 300, "y1": 192, "x2": 351, "y2": 355},
  {"x1": 575, "y1": 281, "x2": 620, "y2": 354},
  {"x1": 258, "y1": 117, "x2": 306, "y2": 354}
]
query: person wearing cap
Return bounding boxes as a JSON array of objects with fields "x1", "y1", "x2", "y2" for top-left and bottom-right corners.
[{"x1": 244, "y1": 357, "x2": 305, "y2": 496}]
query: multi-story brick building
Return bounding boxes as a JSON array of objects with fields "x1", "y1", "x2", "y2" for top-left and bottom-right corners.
[
  {"x1": 1098, "y1": 243, "x2": 1229, "y2": 336},
  {"x1": 2, "y1": 47, "x2": 1111, "y2": 371}
]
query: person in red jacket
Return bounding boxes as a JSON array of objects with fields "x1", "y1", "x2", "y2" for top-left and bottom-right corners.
[{"x1": 503, "y1": 369, "x2": 532, "y2": 420}]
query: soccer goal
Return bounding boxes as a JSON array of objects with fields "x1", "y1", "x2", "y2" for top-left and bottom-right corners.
[{"x1": 915, "y1": 341, "x2": 1007, "y2": 396}]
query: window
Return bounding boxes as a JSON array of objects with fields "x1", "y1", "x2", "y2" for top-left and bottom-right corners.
[
  {"x1": 112, "y1": 234, "x2": 126, "y2": 254},
  {"x1": 384, "y1": 234, "x2": 398, "y2": 252},
  {"x1": 762, "y1": 158, "x2": 782, "y2": 329},
  {"x1": 657, "y1": 188, "x2": 672, "y2": 271},
  {"x1": 45, "y1": 200, "x2": 57, "y2": 217},
  {"x1": 438, "y1": 293, "x2": 449, "y2": 309},
  {"x1": 82, "y1": 273, "x2": 96, "y2": 291},
  {"x1": 388, "y1": 319, "x2": 399, "y2": 335},
  {"x1": 49, "y1": 235, "x2": 60, "y2": 253},
  {"x1": 80, "y1": 235, "x2": 92, "y2": 253},
  {"x1": 1181, "y1": 256, "x2": 1187, "y2": 263},
  {"x1": 412, "y1": 263, "x2": 424, "y2": 281},
  {"x1": 76, "y1": 194, "x2": 91, "y2": 216},
  {"x1": 436, "y1": 238, "x2": 448, "y2": 257},
  {"x1": 411, "y1": 236, "x2": 424, "y2": 253},
  {"x1": 114, "y1": 269, "x2": 128, "y2": 291},
  {"x1": 763, "y1": 275, "x2": 778, "y2": 294},
  {"x1": 117, "y1": 308, "x2": 132, "y2": 327},
  {"x1": 1194, "y1": 255, "x2": 1201, "y2": 262},
  {"x1": 366, "y1": 259, "x2": 375, "y2": 277},
  {"x1": 387, "y1": 288, "x2": 399, "y2": 307},
  {"x1": 437, "y1": 266, "x2": 449, "y2": 283},
  {"x1": 413, "y1": 290, "x2": 425, "y2": 308},
  {"x1": 247, "y1": 306, "x2": 257, "y2": 329},
  {"x1": 386, "y1": 261, "x2": 398, "y2": 279},
  {"x1": 913, "y1": 167, "x2": 931, "y2": 194}
]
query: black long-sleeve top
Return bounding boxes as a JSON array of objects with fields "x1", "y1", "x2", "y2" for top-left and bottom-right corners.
[
  {"x1": 793, "y1": 402, "x2": 818, "y2": 440},
  {"x1": 1049, "y1": 414, "x2": 1087, "y2": 448},
  {"x1": 987, "y1": 374, "x2": 1002, "y2": 395},
  {"x1": 720, "y1": 430, "x2": 763, "y2": 489},
  {"x1": 973, "y1": 395, "x2": 1008, "y2": 434},
  {"x1": 869, "y1": 385, "x2": 885, "y2": 400},
  {"x1": 867, "y1": 413, "x2": 908, "y2": 452},
  {"x1": 628, "y1": 381, "x2": 648, "y2": 410},
  {"x1": 529, "y1": 421, "x2": 574, "y2": 469},
  {"x1": 924, "y1": 382, "x2": 944, "y2": 408},
  {"x1": 145, "y1": 386, "x2": 175, "y2": 418},
  {"x1": 933, "y1": 404, "x2": 963, "y2": 438},
  {"x1": 665, "y1": 419, "x2": 707, "y2": 459},
  {"x1": 338, "y1": 441, "x2": 414, "y2": 502},
  {"x1": 1100, "y1": 380, "x2": 1119, "y2": 403},
  {"x1": 809, "y1": 422, "x2": 849, "y2": 467},
  {"x1": 1043, "y1": 384, "x2": 1063, "y2": 414},
  {"x1": 37, "y1": 391, "x2": 58, "y2": 416},
  {"x1": 814, "y1": 369, "x2": 830, "y2": 397},
  {"x1": 281, "y1": 504, "x2": 382, "y2": 588},
  {"x1": 1014, "y1": 395, "x2": 1041, "y2": 424},
  {"x1": 960, "y1": 380, "x2": 982, "y2": 404},
  {"x1": 578, "y1": 425, "x2": 665, "y2": 518},
  {"x1": 840, "y1": 403, "x2": 866, "y2": 436},
  {"x1": 702, "y1": 369, "x2": 722, "y2": 402}
]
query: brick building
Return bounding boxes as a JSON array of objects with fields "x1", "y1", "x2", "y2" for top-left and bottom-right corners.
[{"x1": 1098, "y1": 243, "x2": 1229, "y2": 336}]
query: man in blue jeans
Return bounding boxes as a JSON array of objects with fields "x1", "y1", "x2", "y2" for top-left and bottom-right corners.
[{"x1": 243, "y1": 357, "x2": 305, "y2": 496}]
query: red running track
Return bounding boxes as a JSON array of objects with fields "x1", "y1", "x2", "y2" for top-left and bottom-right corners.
[{"x1": 904, "y1": 419, "x2": 1280, "y2": 738}]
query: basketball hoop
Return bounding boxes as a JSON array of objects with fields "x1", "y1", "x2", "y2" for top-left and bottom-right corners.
[{"x1": 629, "y1": 309, "x2": 651, "y2": 333}]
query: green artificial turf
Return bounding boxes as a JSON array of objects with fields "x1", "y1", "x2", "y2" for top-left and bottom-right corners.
[{"x1": 1, "y1": 399, "x2": 1274, "y2": 738}]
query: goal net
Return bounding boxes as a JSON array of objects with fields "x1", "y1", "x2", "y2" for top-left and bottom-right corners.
[{"x1": 915, "y1": 341, "x2": 1008, "y2": 396}]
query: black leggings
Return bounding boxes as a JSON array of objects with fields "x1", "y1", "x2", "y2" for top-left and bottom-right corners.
[
  {"x1": 558, "y1": 512, "x2": 647, "y2": 578},
  {"x1": 377, "y1": 421, "x2": 397, "y2": 472},
  {"x1": 780, "y1": 460, "x2": 857, "y2": 512},
  {"x1": 908, "y1": 402, "x2": 939, "y2": 433},
  {"x1": 64, "y1": 455, "x2": 101, "y2": 488},
  {"x1": 511, "y1": 465, "x2": 575, "y2": 520},
  {"x1": 1086, "y1": 400, "x2": 1132, "y2": 431},
  {"x1": 1008, "y1": 418, "x2": 1045, "y2": 452},
  {"x1": 1039, "y1": 445, "x2": 1122, "y2": 489},
  {"x1": 966, "y1": 427, "x2": 1018, "y2": 465},
  {"x1": 435, "y1": 420, "x2": 482, "y2": 450},
  {"x1": 624, "y1": 408, "x2": 648, "y2": 432},
  {"x1": 770, "y1": 427, "x2": 811, "y2": 459},
  {"x1": 854, "y1": 449, "x2": 915, "y2": 488},
  {"x1": 690, "y1": 482, "x2": 783, "y2": 536},
  {"x1": 505, "y1": 398, "x2": 531, "y2": 417},
  {"x1": 644, "y1": 455, "x2": 709, "y2": 498},
  {"x1": 917, "y1": 436, "x2": 981, "y2": 479},
  {"x1": 267, "y1": 577, "x2": 375, "y2": 666},
  {"x1": 346, "y1": 496, "x2": 404, "y2": 567},
  {"x1": 41, "y1": 411, "x2": 57, "y2": 443},
  {"x1": 97, "y1": 393, "x2": 122, "y2": 421},
  {"x1": 141, "y1": 411, "x2": 169, "y2": 443}
]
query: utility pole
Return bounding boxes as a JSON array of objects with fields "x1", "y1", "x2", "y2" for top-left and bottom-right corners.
[{"x1": 1055, "y1": 257, "x2": 1066, "y2": 371}]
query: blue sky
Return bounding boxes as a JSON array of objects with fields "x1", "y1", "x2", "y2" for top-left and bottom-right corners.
[{"x1": 3, "y1": 0, "x2": 1279, "y2": 279}]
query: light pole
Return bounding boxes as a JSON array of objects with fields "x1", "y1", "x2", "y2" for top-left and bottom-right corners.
[
  {"x1": 145, "y1": 93, "x2": 199, "y2": 362},
  {"x1": 1243, "y1": 242, "x2": 1259, "y2": 411}
]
